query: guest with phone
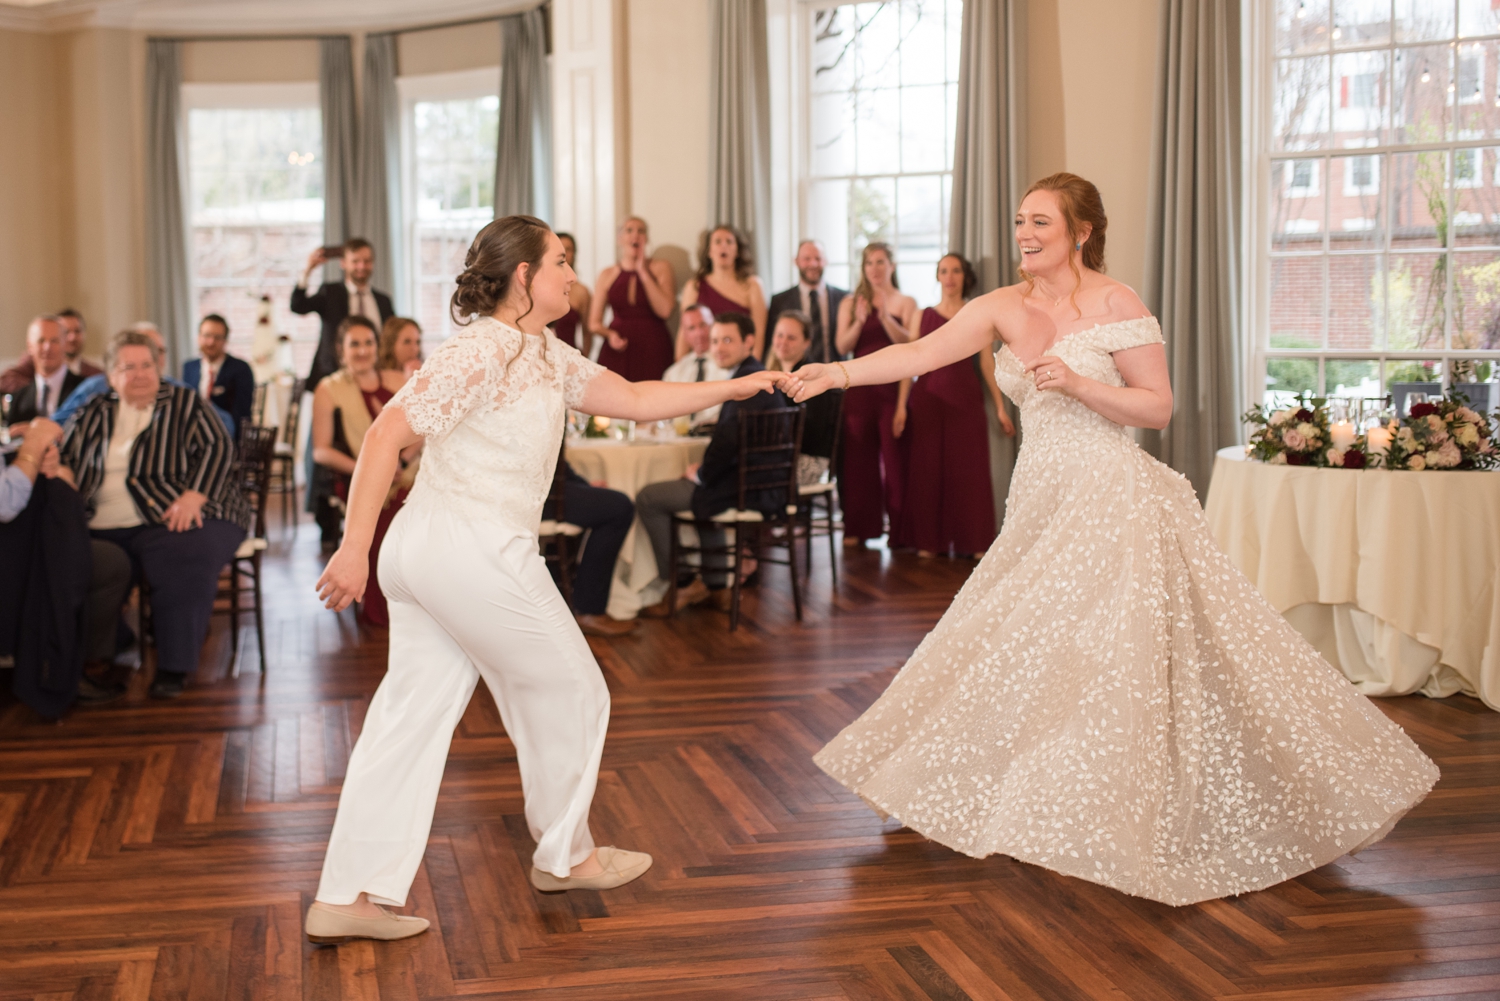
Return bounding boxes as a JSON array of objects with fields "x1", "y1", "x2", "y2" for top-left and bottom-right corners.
[{"x1": 292, "y1": 238, "x2": 395, "y2": 390}]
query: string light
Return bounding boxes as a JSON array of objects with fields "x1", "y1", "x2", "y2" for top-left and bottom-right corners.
[
  {"x1": 286, "y1": 151, "x2": 315, "y2": 166},
  {"x1": 1296, "y1": 1, "x2": 1306, "y2": 19},
  {"x1": 1419, "y1": 65, "x2": 1431, "y2": 84},
  {"x1": 1332, "y1": 26, "x2": 1342, "y2": 40}
]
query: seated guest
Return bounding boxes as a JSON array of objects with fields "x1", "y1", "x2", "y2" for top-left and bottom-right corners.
[
  {"x1": 377, "y1": 316, "x2": 424, "y2": 382},
  {"x1": 768, "y1": 310, "x2": 841, "y2": 484},
  {"x1": 54, "y1": 323, "x2": 234, "y2": 433},
  {"x1": 5, "y1": 317, "x2": 84, "y2": 437},
  {"x1": 661, "y1": 303, "x2": 731, "y2": 426},
  {"x1": 310, "y1": 316, "x2": 415, "y2": 624},
  {"x1": 1, "y1": 309, "x2": 102, "y2": 395},
  {"x1": 183, "y1": 314, "x2": 255, "y2": 435},
  {"x1": 58, "y1": 329, "x2": 250, "y2": 700},
  {"x1": 547, "y1": 463, "x2": 637, "y2": 637},
  {"x1": 636, "y1": 312, "x2": 788, "y2": 615},
  {"x1": 766, "y1": 240, "x2": 846, "y2": 366},
  {"x1": 0, "y1": 418, "x2": 132, "y2": 707}
]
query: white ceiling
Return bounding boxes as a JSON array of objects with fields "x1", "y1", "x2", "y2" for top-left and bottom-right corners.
[{"x1": 0, "y1": 0, "x2": 536, "y2": 34}]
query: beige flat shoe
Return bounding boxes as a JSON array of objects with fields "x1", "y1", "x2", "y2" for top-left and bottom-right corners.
[
  {"x1": 305, "y1": 901, "x2": 430, "y2": 944},
  {"x1": 530, "y1": 846, "x2": 653, "y2": 893}
]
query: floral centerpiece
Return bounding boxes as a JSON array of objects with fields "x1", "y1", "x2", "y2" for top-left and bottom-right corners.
[
  {"x1": 1242, "y1": 401, "x2": 1331, "y2": 466},
  {"x1": 1375, "y1": 397, "x2": 1499, "y2": 471}
]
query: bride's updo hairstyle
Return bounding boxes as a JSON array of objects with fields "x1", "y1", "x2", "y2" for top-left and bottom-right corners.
[{"x1": 451, "y1": 214, "x2": 553, "y2": 326}]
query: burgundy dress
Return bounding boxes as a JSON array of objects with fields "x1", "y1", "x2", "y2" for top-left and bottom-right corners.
[
  {"x1": 597, "y1": 270, "x2": 674, "y2": 381},
  {"x1": 554, "y1": 307, "x2": 584, "y2": 352},
  {"x1": 840, "y1": 307, "x2": 907, "y2": 543},
  {"x1": 898, "y1": 308, "x2": 996, "y2": 555},
  {"x1": 334, "y1": 383, "x2": 406, "y2": 627},
  {"x1": 693, "y1": 277, "x2": 752, "y2": 319}
]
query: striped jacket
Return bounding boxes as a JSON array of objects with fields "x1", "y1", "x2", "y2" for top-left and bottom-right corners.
[{"x1": 61, "y1": 383, "x2": 252, "y2": 532}]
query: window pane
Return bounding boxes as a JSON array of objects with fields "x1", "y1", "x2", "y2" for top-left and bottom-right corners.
[
  {"x1": 1395, "y1": 0, "x2": 1454, "y2": 43},
  {"x1": 1393, "y1": 45, "x2": 1452, "y2": 143},
  {"x1": 1386, "y1": 253, "x2": 1447, "y2": 349},
  {"x1": 1270, "y1": 255, "x2": 1326, "y2": 347},
  {"x1": 1384, "y1": 359, "x2": 1443, "y2": 392},
  {"x1": 808, "y1": 179, "x2": 851, "y2": 265},
  {"x1": 1271, "y1": 158, "x2": 1326, "y2": 249},
  {"x1": 811, "y1": 7, "x2": 856, "y2": 94},
  {"x1": 1333, "y1": 50, "x2": 1389, "y2": 142},
  {"x1": 1333, "y1": 0, "x2": 1391, "y2": 49},
  {"x1": 1455, "y1": 41, "x2": 1500, "y2": 139},
  {"x1": 900, "y1": 1, "x2": 946, "y2": 87},
  {"x1": 1455, "y1": 249, "x2": 1500, "y2": 350},
  {"x1": 855, "y1": 89, "x2": 901, "y2": 174},
  {"x1": 1389, "y1": 150, "x2": 1447, "y2": 247},
  {"x1": 1460, "y1": 0, "x2": 1500, "y2": 37},
  {"x1": 811, "y1": 92, "x2": 855, "y2": 176},
  {"x1": 1329, "y1": 254, "x2": 1384, "y2": 348},
  {"x1": 855, "y1": 3, "x2": 901, "y2": 91},
  {"x1": 1455, "y1": 151, "x2": 1500, "y2": 245},
  {"x1": 1266, "y1": 358, "x2": 1319, "y2": 403},
  {"x1": 1275, "y1": 56, "x2": 1332, "y2": 151},
  {"x1": 851, "y1": 176, "x2": 895, "y2": 250},
  {"x1": 188, "y1": 105, "x2": 325, "y2": 373},
  {"x1": 900, "y1": 85, "x2": 947, "y2": 172},
  {"x1": 1277, "y1": 0, "x2": 1332, "y2": 56},
  {"x1": 896, "y1": 174, "x2": 943, "y2": 265},
  {"x1": 1327, "y1": 359, "x2": 1380, "y2": 396}
]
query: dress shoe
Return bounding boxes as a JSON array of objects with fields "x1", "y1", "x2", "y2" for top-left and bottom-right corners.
[
  {"x1": 304, "y1": 902, "x2": 430, "y2": 944},
  {"x1": 530, "y1": 846, "x2": 653, "y2": 893},
  {"x1": 639, "y1": 578, "x2": 711, "y2": 618},
  {"x1": 148, "y1": 675, "x2": 185, "y2": 700},
  {"x1": 576, "y1": 614, "x2": 637, "y2": 637},
  {"x1": 75, "y1": 676, "x2": 125, "y2": 707}
]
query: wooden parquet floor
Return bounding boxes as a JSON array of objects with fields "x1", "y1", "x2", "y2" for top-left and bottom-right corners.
[{"x1": 0, "y1": 521, "x2": 1496, "y2": 1001}]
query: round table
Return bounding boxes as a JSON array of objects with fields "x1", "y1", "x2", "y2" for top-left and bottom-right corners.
[
  {"x1": 564, "y1": 435, "x2": 709, "y2": 619},
  {"x1": 1204, "y1": 446, "x2": 1499, "y2": 711}
]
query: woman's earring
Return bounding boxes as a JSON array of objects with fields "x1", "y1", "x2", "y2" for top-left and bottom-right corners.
[{"x1": 1075, "y1": 242, "x2": 1082, "y2": 250}]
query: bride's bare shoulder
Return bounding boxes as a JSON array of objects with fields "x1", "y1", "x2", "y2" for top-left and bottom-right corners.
[{"x1": 1094, "y1": 278, "x2": 1153, "y2": 323}]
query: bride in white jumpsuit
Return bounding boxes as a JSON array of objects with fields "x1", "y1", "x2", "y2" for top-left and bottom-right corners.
[{"x1": 305, "y1": 216, "x2": 786, "y2": 943}]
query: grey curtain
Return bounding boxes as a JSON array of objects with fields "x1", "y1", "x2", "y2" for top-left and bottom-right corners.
[
  {"x1": 145, "y1": 39, "x2": 194, "y2": 370},
  {"x1": 1140, "y1": 0, "x2": 1243, "y2": 500},
  {"x1": 319, "y1": 37, "x2": 357, "y2": 283},
  {"x1": 495, "y1": 7, "x2": 553, "y2": 221},
  {"x1": 708, "y1": 0, "x2": 771, "y2": 268},
  {"x1": 948, "y1": 0, "x2": 1021, "y2": 530},
  {"x1": 355, "y1": 33, "x2": 403, "y2": 306}
]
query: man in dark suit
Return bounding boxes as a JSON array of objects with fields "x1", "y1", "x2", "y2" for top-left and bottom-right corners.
[
  {"x1": 636, "y1": 312, "x2": 789, "y2": 616},
  {"x1": 4, "y1": 316, "x2": 84, "y2": 436},
  {"x1": 182, "y1": 314, "x2": 256, "y2": 437},
  {"x1": 291, "y1": 237, "x2": 393, "y2": 388},
  {"x1": 765, "y1": 240, "x2": 847, "y2": 366}
]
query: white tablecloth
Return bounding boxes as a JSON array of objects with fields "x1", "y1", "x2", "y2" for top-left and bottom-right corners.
[
  {"x1": 1204, "y1": 446, "x2": 1499, "y2": 710},
  {"x1": 564, "y1": 435, "x2": 709, "y2": 619}
]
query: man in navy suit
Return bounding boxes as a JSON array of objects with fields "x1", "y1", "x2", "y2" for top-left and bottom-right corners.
[
  {"x1": 291, "y1": 238, "x2": 394, "y2": 388},
  {"x1": 765, "y1": 240, "x2": 847, "y2": 366},
  {"x1": 183, "y1": 314, "x2": 255, "y2": 437}
]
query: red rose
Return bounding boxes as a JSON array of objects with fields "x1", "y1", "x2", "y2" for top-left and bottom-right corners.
[
  {"x1": 1286, "y1": 451, "x2": 1310, "y2": 465},
  {"x1": 1409, "y1": 403, "x2": 1438, "y2": 418},
  {"x1": 1295, "y1": 408, "x2": 1315, "y2": 422},
  {"x1": 1343, "y1": 449, "x2": 1366, "y2": 469}
]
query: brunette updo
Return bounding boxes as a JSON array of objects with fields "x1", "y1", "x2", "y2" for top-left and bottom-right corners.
[
  {"x1": 451, "y1": 214, "x2": 553, "y2": 326},
  {"x1": 938, "y1": 253, "x2": 978, "y2": 298},
  {"x1": 1021, "y1": 172, "x2": 1108, "y2": 275}
]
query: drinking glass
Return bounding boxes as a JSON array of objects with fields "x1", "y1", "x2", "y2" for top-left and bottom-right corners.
[
  {"x1": 1404, "y1": 392, "x2": 1428, "y2": 416},
  {"x1": 1328, "y1": 399, "x2": 1349, "y2": 423}
]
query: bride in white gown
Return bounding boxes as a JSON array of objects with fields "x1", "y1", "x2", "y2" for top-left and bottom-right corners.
[{"x1": 787, "y1": 173, "x2": 1438, "y2": 907}]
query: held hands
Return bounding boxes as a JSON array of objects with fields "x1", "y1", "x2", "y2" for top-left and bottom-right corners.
[
  {"x1": 727, "y1": 370, "x2": 793, "y2": 400},
  {"x1": 783, "y1": 363, "x2": 838, "y2": 403},
  {"x1": 163, "y1": 489, "x2": 208, "y2": 532},
  {"x1": 1024, "y1": 355, "x2": 1081, "y2": 398},
  {"x1": 316, "y1": 545, "x2": 369, "y2": 612}
]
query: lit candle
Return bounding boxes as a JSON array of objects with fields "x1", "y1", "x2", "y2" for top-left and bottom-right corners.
[
  {"x1": 1365, "y1": 425, "x2": 1391, "y2": 457},
  {"x1": 593, "y1": 415, "x2": 611, "y2": 431},
  {"x1": 1330, "y1": 420, "x2": 1355, "y2": 451}
]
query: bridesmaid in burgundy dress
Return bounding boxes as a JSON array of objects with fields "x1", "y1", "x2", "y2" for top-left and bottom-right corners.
[
  {"x1": 588, "y1": 216, "x2": 676, "y2": 381},
  {"x1": 835, "y1": 242, "x2": 918, "y2": 547},
  {"x1": 554, "y1": 231, "x2": 593, "y2": 355},
  {"x1": 681, "y1": 224, "x2": 768, "y2": 357},
  {"x1": 894, "y1": 254, "x2": 1015, "y2": 558}
]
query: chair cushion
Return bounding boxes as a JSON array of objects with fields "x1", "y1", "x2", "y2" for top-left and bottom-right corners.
[
  {"x1": 235, "y1": 537, "x2": 269, "y2": 559},
  {"x1": 539, "y1": 520, "x2": 585, "y2": 537},
  {"x1": 273, "y1": 441, "x2": 296, "y2": 456},
  {"x1": 798, "y1": 481, "x2": 836, "y2": 496}
]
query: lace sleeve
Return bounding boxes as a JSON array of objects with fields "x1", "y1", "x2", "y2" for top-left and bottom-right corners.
[
  {"x1": 555, "y1": 338, "x2": 608, "y2": 410},
  {"x1": 389, "y1": 329, "x2": 498, "y2": 438},
  {"x1": 1097, "y1": 316, "x2": 1164, "y2": 354}
]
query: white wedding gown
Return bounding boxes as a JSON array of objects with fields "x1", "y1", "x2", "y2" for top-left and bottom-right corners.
[{"x1": 814, "y1": 317, "x2": 1439, "y2": 906}]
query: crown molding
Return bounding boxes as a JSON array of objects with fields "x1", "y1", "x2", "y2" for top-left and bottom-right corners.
[{"x1": 0, "y1": 0, "x2": 535, "y2": 35}]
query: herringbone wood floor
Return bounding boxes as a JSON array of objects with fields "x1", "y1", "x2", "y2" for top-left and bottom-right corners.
[{"x1": 0, "y1": 520, "x2": 1495, "y2": 1001}]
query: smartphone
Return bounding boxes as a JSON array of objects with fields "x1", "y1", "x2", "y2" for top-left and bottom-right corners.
[{"x1": 320, "y1": 245, "x2": 347, "y2": 258}]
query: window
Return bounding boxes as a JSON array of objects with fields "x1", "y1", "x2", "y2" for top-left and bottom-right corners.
[
  {"x1": 399, "y1": 69, "x2": 499, "y2": 344},
  {"x1": 802, "y1": 0, "x2": 963, "y2": 307},
  {"x1": 184, "y1": 83, "x2": 325, "y2": 374},
  {"x1": 1256, "y1": 0, "x2": 1500, "y2": 407}
]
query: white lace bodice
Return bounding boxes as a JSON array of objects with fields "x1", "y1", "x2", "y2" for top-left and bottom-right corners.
[
  {"x1": 390, "y1": 318, "x2": 604, "y2": 531},
  {"x1": 994, "y1": 316, "x2": 1164, "y2": 445}
]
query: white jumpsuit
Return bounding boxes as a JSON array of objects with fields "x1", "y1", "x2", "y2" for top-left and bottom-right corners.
[{"x1": 316, "y1": 318, "x2": 609, "y2": 906}]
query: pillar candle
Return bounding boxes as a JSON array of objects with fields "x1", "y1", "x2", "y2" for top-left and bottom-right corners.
[
  {"x1": 1366, "y1": 425, "x2": 1392, "y2": 456},
  {"x1": 1330, "y1": 421, "x2": 1356, "y2": 450}
]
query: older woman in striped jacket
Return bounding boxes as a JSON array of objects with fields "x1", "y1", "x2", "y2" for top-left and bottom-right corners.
[{"x1": 59, "y1": 328, "x2": 250, "y2": 699}]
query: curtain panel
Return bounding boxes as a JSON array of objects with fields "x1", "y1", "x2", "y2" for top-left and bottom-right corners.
[
  {"x1": 355, "y1": 33, "x2": 404, "y2": 307},
  {"x1": 495, "y1": 6, "x2": 554, "y2": 221},
  {"x1": 145, "y1": 39, "x2": 194, "y2": 370},
  {"x1": 708, "y1": 0, "x2": 771, "y2": 270},
  {"x1": 319, "y1": 37, "x2": 358, "y2": 283},
  {"x1": 1140, "y1": 0, "x2": 1243, "y2": 500}
]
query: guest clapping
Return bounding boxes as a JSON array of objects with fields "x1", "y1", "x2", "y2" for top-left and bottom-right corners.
[
  {"x1": 661, "y1": 304, "x2": 731, "y2": 425},
  {"x1": 378, "y1": 317, "x2": 424, "y2": 382},
  {"x1": 59, "y1": 329, "x2": 250, "y2": 699},
  {"x1": 588, "y1": 217, "x2": 675, "y2": 381},
  {"x1": 681, "y1": 225, "x2": 767, "y2": 357}
]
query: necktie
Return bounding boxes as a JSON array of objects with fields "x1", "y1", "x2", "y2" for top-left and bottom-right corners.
[
  {"x1": 203, "y1": 365, "x2": 215, "y2": 401},
  {"x1": 357, "y1": 290, "x2": 369, "y2": 320},
  {"x1": 695, "y1": 357, "x2": 706, "y2": 382},
  {"x1": 807, "y1": 289, "x2": 824, "y2": 361},
  {"x1": 40, "y1": 383, "x2": 51, "y2": 416}
]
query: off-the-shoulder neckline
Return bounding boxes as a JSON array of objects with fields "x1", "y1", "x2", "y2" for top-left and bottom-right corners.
[{"x1": 999, "y1": 315, "x2": 1159, "y2": 366}]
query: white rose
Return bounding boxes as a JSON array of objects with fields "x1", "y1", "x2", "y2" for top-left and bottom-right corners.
[
  {"x1": 1407, "y1": 453, "x2": 1426, "y2": 470},
  {"x1": 1456, "y1": 406, "x2": 1482, "y2": 423},
  {"x1": 1397, "y1": 426, "x2": 1415, "y2": 444},
  {"x1": 1456, "y1": 423, "x2": 1479, "y2": 446},
  {"x1": 1283, "y1": 429, "x2": 1306, "y2": 450},
  {"x1": 1271, "y1": 409, "x2": 1295, "y2": 426},
  {"x1": 1327, "y1": 447, "x2": 1344, "y2": 467},
  {"x1": 1431, "y1": 440, "x2": 1462, "y2": 468},
  {"x1": 1426, "y1": 414, "x2": 1445, "y2": 432}
]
